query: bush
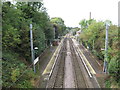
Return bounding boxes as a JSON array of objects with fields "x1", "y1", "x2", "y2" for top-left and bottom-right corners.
[
  {"x1": 105, "y1": 80, "x2": 111, "y2": 88},
  {"x1": 2, "y1": 50, "x2": 36, "y2": 88},
  {"x1": 108, "y1": 55, "x2": 120, "y2": 82}
]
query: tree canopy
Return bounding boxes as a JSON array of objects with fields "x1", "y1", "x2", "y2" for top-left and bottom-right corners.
[
  {"x1": 79, "y1": 19, "x2": 119, "y2": 87},
  {"x1": 2, "y1": 1, "x2": 66, "y2": 88},
  {"x1": 51, "y1": 17, "x2": 66, "y2": 38}
]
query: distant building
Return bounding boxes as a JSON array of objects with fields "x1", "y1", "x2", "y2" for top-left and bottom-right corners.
[
  {"x1": 75, "y1": 30, "x2": 81, "y2": 37},
  {"x1": 75, "y1": 29, "x2": 81, "y2": 41}
]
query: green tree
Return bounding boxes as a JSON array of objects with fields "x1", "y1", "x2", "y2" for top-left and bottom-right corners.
[
  {"x1": 79, "y1": 19, "x2": 87, "y2": 30},
  {"x1": 2, "y1": 1, "x2": 55, "y2": 88},
  {"x1": 79, "y1": 19, "x2": 96, "y2": 30},
  {"x1": 2, "y1": 2, "x2": 21, "y2": 50},
  {"x1": 51, "y1": 17, "x2": 66, "y2": 39},
  {"x1": 79, "y1": 19, "x2": 120, "y2": 87}
]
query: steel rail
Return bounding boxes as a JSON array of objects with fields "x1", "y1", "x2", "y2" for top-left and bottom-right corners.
[
  {"x1": 46, "y1": 39, "x2": 64, "y2": 88},
  {"x1": 72, "y1": 40, "x2": 93, "y2": 78}
]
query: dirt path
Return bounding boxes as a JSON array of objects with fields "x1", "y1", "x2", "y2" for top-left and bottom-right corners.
[{"x1": 64, "y1": 40, "x2": 75, "y2": 88}]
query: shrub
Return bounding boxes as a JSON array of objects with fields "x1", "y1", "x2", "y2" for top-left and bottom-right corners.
[{"x1": 2, "y1": 50, "x2": 36, "y2": 88}]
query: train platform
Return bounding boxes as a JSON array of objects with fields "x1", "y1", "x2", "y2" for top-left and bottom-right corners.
[
  {"x1": 73, "y1": 39, "x2": 107, "y2": 88},
  {"x1": 40, "y1": 36, "x2": 107, "y2": 88}
]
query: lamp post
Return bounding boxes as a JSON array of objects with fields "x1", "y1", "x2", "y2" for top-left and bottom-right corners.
[
  {"x1": 30, "y1": 24, "x2": 36, "y2": 73},
  {"x1": 103, "y1": 23, "x2": 109, "y2": 73}
]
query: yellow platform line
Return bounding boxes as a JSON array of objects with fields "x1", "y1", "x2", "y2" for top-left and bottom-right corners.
[
  {"x1": 72, "y1": 39, "x2": 96, "y2": 75},
  {"x1": 78, "y1": 46, "x2": 96, "y2": 74},
  {"x1": 42, "y1": 39, "x2": 63, "y2": 75}
]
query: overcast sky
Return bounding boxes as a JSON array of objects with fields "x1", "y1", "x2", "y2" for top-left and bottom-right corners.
[{"x1": 43, "y1": 0, "x2": 119, "y2": 27}]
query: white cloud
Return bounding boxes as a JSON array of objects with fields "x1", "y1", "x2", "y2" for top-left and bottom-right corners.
[
  {"x1": 5, "y1": 0, "x2": 119, "y2": 27},
  {"x1": 44, "y1": 0, "x2": 119, "y2": 27}
]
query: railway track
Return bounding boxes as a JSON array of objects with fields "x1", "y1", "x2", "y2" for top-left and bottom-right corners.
[
  {"x1": 46, "y1": 37, "x2": 100, "y2": 88},
  {"x1": 46, "y1": 38, "x2": 67, "y2": 88},
  {"x1": 79, "y1": 44, "x2": 102, "y2": 73},
  {"x1": 69, "y1": 38, "x2": 88, "y2": 88}
]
